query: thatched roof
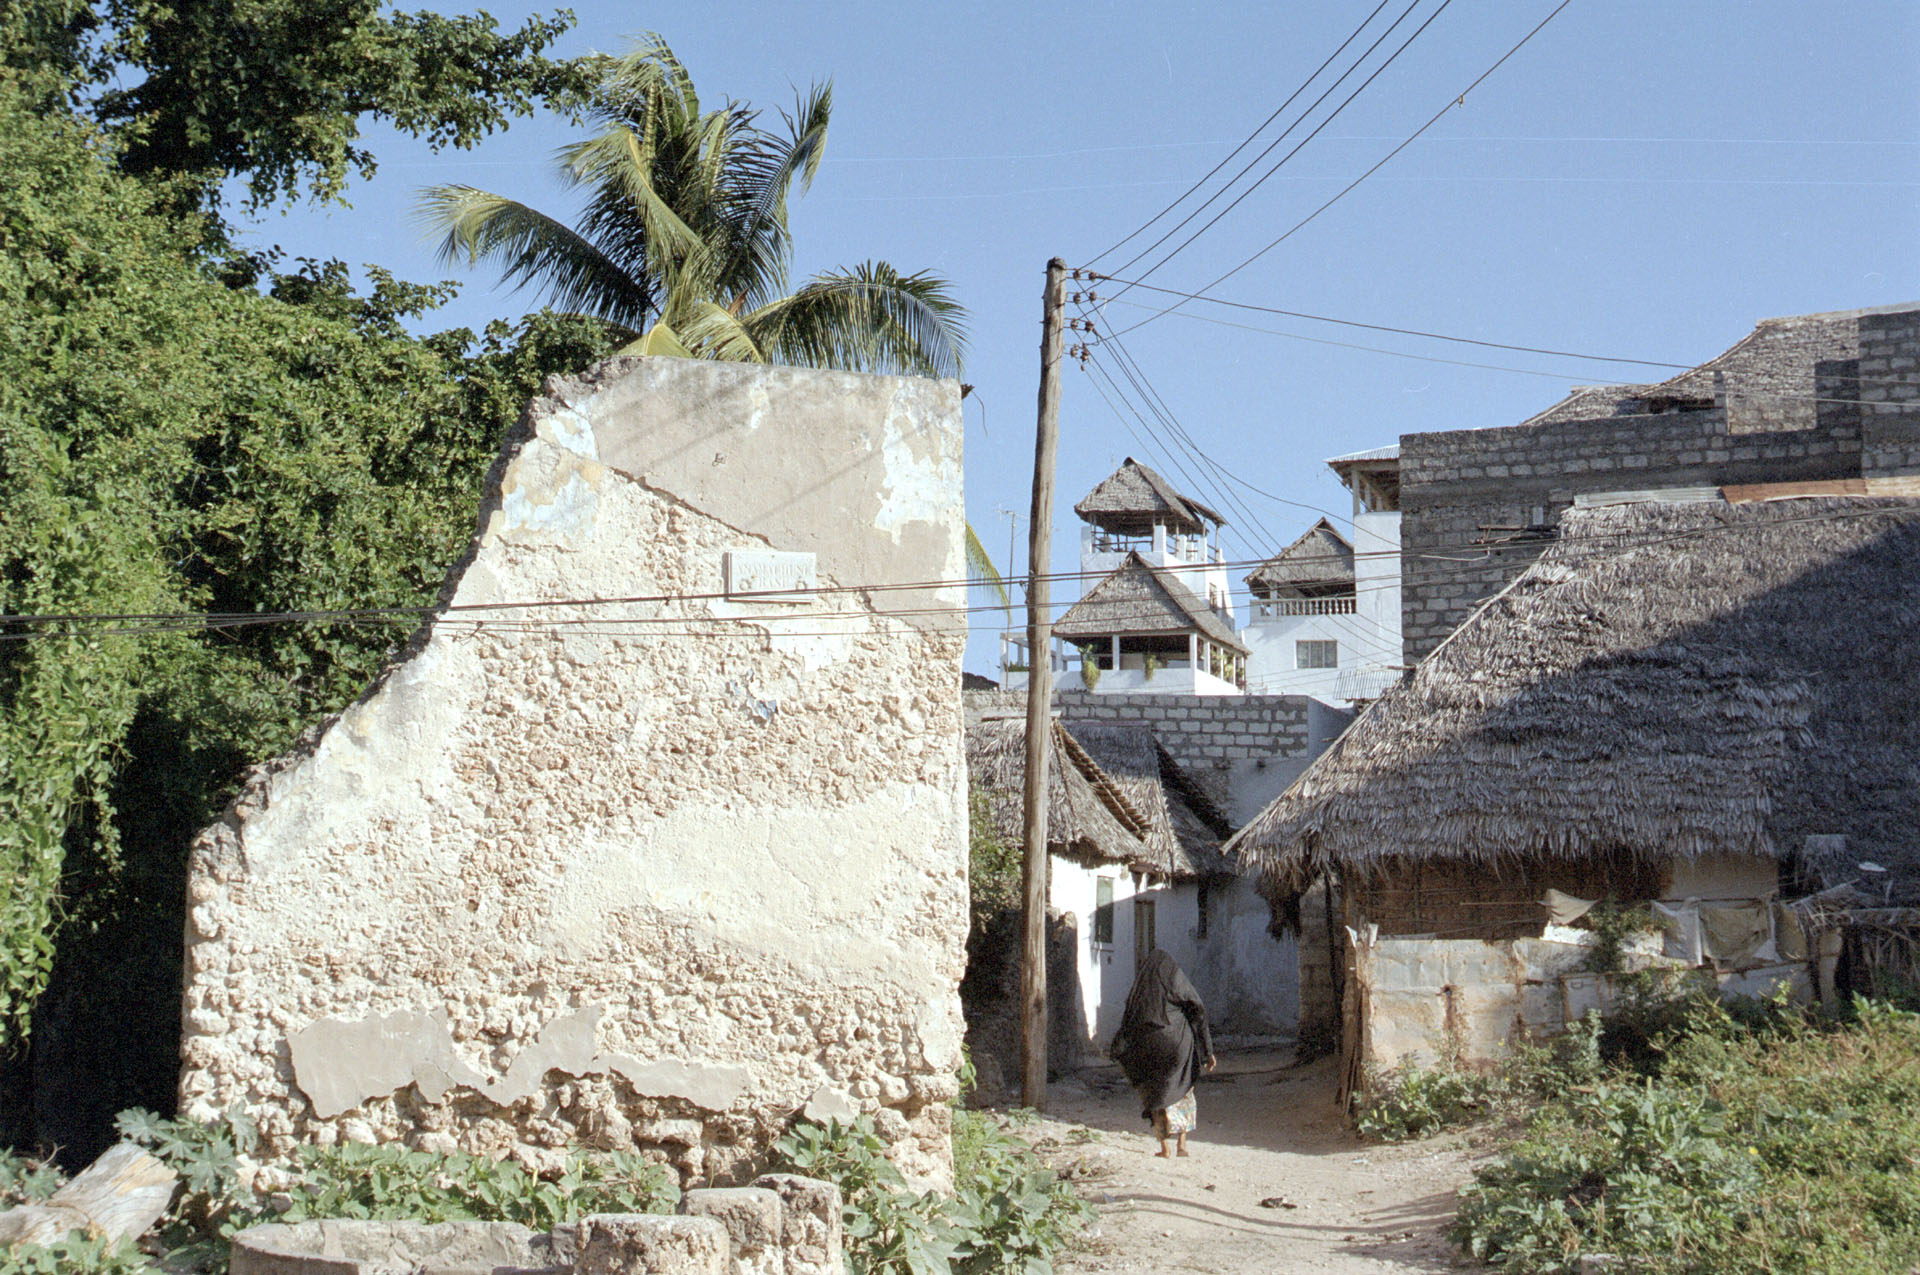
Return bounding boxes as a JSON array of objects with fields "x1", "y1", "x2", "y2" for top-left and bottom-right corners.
[
  {"x1": 1061, "y1": 724, "x2": 1236, "y2": 880},
  {"x1": 1246, "y1": 519, "x2": 1355, "y2": 592},
  {"x1": 1075, "y1": 458, "x2": 1224, "y2": 535},
  {"x1": 966, "y1": 716, "x2": 1160, "y2": 873},
  {"x1": 1520, "y1": 307, "x2": 1868, "y2": 430},
  {"x1": 1055, "y1": 553, "x2": 1247, "y2": 654},
  {"x1": 1230, "y1": 497, "x2": 1920, "y2": 902}
]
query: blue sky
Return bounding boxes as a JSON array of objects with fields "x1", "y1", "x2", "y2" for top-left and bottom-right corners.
[{"x1": 234, "y1": 2, "x2": 1920, "y2": 675}]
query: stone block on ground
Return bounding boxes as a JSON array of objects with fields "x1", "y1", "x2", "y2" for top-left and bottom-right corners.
[
  {"x1": 681, "y1": 1187, "x2": 783, "y2": 1275},
  {"x1": 750, "y1": 1174, "x2": 844, "y2": 1275},
  {"x1": 228, "y1": 1218, "x2": 560, "y2": 1275},
  {"x1": 576, "y1": 1213, "x2": 730, "y2": 1275}
]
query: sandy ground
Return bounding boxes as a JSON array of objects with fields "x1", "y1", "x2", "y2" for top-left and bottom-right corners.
[{"x1": 1018, "y1": 1046, "x2": 1491, "y2": 1274}]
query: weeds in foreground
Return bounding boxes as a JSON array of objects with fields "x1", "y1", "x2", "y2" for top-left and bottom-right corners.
[
  {"x1": 1454, "y1": 996, "x2": 1920, "y2": 1273},
  {"x1": 772, "y1": 1110, "x2": 1092, "y2": 1275}
]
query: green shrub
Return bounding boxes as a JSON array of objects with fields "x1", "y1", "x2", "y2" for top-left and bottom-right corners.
[
  {"x1": 115, "y1": 1107, "x2": 676, "y2": 1269},
  {"x1": 2, "y1": 1234, "x2": 156, "y2": 1274},
  {"x1": 772, "y1": 1111, "x2": 1090, "y2": 1275},
  {"x1": 0, "y1": 1149, "x2": 63, "y2": 1206},
  {"x1": 1354, "y1": 1062, "x2": 1499, "y2": 1142},
  {"x1": 1452, "y1": 997, "x2": 1920, "y2": 1273}
]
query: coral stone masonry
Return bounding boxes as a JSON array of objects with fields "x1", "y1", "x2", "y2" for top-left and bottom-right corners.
[{"x1": 178, "y1": 357, "x2": 969, "y2": 1187}]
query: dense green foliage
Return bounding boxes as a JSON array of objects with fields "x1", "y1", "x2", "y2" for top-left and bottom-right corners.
[
  {"x1": 0, "y1": 72, "x2": 612, "y2": 1057},
  {"x1": 1453, "y1": 997, "x2": 1920, "y2": 1273},
  {"x1": 2, "y1": 0, "x2": 586, "y2": 216},
  {"x1": 423, "y1": 34, "x2": 968, "y2": 376},
  {"x1": 773, "y1": 1112, "x2": 1091, "y2": 1275}
]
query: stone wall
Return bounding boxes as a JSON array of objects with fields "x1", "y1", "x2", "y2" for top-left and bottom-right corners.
[
  {"x1": 1861, "y1": 309, "x2": 1920, "y2": 492},
  {"x1": 965, "y1": 689, "x2": 1313, "y2": 817},
  {"x1": 1397, "y1": 304, "x2": 1920, "y2": 662},
  {"x1": 178, "y1": 358, "x2": 969, "y2": 1188}
]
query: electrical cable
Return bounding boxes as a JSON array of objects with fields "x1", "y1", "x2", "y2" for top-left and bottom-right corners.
[
  {"x1": 1107, "y1": 0, "x2": 1575, "y2": 341},
  {"x1": 1087, "y1": 0, "x2": 1397, "y2": 267},
  {"x1": 1110, "y1": 0, "x2": 1459, "y2": 292}
]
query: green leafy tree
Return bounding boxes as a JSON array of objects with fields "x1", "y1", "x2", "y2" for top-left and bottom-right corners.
[
  {"x1": 0, "y1": 69, "x2": 612, "y2": 1124},
  {"x1": 422, "y1": 34, "x2": 968, "y2": 378},
  {"x1": 2, "y1": 0, "x2": 588, "y2": 216}
]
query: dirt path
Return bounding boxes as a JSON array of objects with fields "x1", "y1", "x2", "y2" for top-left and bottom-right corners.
[{"x1": 1021, "y1": 1046, "x2": 1489, "y2": 1274}]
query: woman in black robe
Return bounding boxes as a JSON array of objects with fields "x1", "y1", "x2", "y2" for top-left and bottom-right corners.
[{"x1": 1109, "y1": 950, "x2": 1215, "y2": 1157}]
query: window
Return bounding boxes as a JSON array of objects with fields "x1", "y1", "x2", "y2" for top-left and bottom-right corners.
[
  {"x1": 1296, "y1": 639, "x2": 1338, "y2": 669},
  {"x1": 1093, "y1": 876, "x2": 1115, "y2": 946},
  {"x1": 1195, "y1": 881, "x2": 1211, "y2": 940}
]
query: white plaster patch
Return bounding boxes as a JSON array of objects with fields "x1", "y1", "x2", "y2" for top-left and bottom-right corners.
[
  {"x1": 601, "y1": 1057, "x2": 752, "y2": 1112},
  {"x1": 498, "y1": 469, "x2": 601, "y2": 542},
  {"x1": 872, "y1": 388, "x2": 959, "y2": 545},
  {"x1": 802, "y1": 1086, "x2": 859, "y2": 1124},
  {"x1": 288, "y1": 1010, "x2": 486, "y2": 1119},
  {"x1": 538, "y1": 404, "x2": 599, "y2": 461}
]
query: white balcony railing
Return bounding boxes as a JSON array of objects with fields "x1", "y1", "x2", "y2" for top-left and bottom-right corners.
[{"x1": 1252, "y1": 595, "x2": 1358, "y2": 619}]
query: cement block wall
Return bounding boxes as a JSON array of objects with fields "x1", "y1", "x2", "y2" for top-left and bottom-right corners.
[
  {"x1": 1398, "y1": 305, "x2": 1920, "y2": 662},
  {"x1": 179, "y1": 358, "x2": 970, "y2": 1189}
]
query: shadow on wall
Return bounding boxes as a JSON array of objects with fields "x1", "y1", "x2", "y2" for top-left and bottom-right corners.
[
  {"x1": 0, "y1": 708, "x2": 221, "y2": 1165},
  {"x1": 959, "y1": 909, "x2": 1087, "y2": 1104}
]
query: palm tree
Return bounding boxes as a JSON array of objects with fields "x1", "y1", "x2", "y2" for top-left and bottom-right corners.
[{"x1": 419, "y1": 35, "x2": 967, "y2": 379}]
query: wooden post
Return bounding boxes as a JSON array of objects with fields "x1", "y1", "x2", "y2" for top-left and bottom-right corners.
[{"x1": 1020, "y1": 257, "x2": 1067, "y2": 1111}]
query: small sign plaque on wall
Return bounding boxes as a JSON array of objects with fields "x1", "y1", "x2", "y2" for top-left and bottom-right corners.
[{"x1": 723, "y1": 550, "x2": 817, "y2": 602}]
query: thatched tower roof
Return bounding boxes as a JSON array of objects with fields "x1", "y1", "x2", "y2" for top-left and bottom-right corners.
[
  {"x1": 1055, "y1": 553, "x2": 1247, "y2": 654},
  {"x1": 966, "y1": 717, "x2": 1159, "y2": 873},
  {"x1": 1230, "y1": 496, "x2": 1920, "y2": 901},
  {"x1": 1074, "y1": 458, "x2": 1224, "y2": 536},
  {"x1": 1245, "y1": 519, "x2": 1355, "y2": 593}
]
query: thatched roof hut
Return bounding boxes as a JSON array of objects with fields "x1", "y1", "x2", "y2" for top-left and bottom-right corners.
[
  {"x1": 966, "y1": 716, "x2": 1159, "y2": 873},
  {"x1": 1062, "y1": 723, "x2": 1235, "y2": 880},
  {"x1": 1230, "y1": 496, "x2": 1920, "y2": 905},
  {"x1": 1245, "y1": 519, "x2": 1355, "y2": 594},
  {"x1": 1054, "y1": 553, "x2": 1246, "y2": 654},
  {"x1": 1074, "y1": 458, "x2": 1224, "y2": 536}
]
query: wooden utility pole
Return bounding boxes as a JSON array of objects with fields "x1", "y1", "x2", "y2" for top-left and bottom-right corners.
[{"x1": 1020, "y1": 257, "x2": 1067, "y2": 1110}]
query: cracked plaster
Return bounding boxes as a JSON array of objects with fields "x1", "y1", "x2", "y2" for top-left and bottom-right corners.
[{"x1": 179, "y1": 357, "x2": 968, "y2": 1187}]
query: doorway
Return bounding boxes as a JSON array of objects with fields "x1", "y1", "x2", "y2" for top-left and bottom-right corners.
[{"x1": 1133, "y1": 897, "x2": 1156, "y2": 975}]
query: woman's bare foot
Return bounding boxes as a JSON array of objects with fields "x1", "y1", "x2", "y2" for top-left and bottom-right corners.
[
  {"x1": 1176, "y1": 1135, "x2": 1191, "y2": 1158},
  {"x1": 1155, "y1": 1141, "x2": 1172, "y2": 1158}
]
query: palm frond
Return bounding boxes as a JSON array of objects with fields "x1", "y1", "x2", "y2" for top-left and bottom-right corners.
[
  {"x1": 674, "y1": 299, "x2": 770, "y2": 364},
  {"x1": 745, "y1": 261, "x2": 969, "y2": 379},
  {"x1": 966, "y1": 521, "x2": 1010, "y2": 609},
  {"x1": 416, "y1": 185, "x2": 652, "y2": 334}
]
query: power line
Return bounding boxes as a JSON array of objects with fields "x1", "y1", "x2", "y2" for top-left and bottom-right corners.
[
  {"x1": 1110, "y1": 0, "x2": 1459, "y2": 291},
  {"x1": 1109, "y1": 0, "x2": 1575, "y2": 340},
  {"x1": 1086, "y1": 0, "x2": 1396, "y2": 267}
]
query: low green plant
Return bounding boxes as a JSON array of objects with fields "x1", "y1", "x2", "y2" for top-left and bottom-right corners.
[
  {"x1": 114, "y1": 1107, "x2": 677, "y2": 1269},
  {"x1": 1453, "y1": 996, "x2": 1920, "y2": 1272},
  {"x1": 1354, "y1": 1062, "x2": 1499, "y2": 1142},
  {"x1": 0, "y1": 1149, "x2": 64, "y2": 1206},
  {"x1": 772, "y1": 1111, "x2": 1090, "y2": 1275},
  {"x1": 2, "y1": 1234, "x2": 156, "y2": 1274}
]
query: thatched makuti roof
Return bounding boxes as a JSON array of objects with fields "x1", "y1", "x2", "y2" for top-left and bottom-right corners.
[
  {"x1": 1229, "y1": 496, "x2": 1920, "y2": 901},
  {"x1": 1054, "y1": 553, "x2": 1247, "y2": 654},
  {"x1": 1059, "y1": 723, "x2": 1236, "y2": 879},
  {"x1": 1520, "y1": 307, "x2": 1867, "y2": 429},
  {"x1": 1074, "y1": 458, "x2": 1225, "y2": 535},
  {"x1": 966, "y1": 717, "x2": 1160, "y2": 873},
  {"x1": 1245, "y1": 519, "x2": 1355, "y2": 593}
]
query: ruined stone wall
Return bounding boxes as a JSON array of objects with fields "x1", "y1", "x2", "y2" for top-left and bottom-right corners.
[{"x1": 178, "y1": 358, "x2": 969, "y2": 1188}]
